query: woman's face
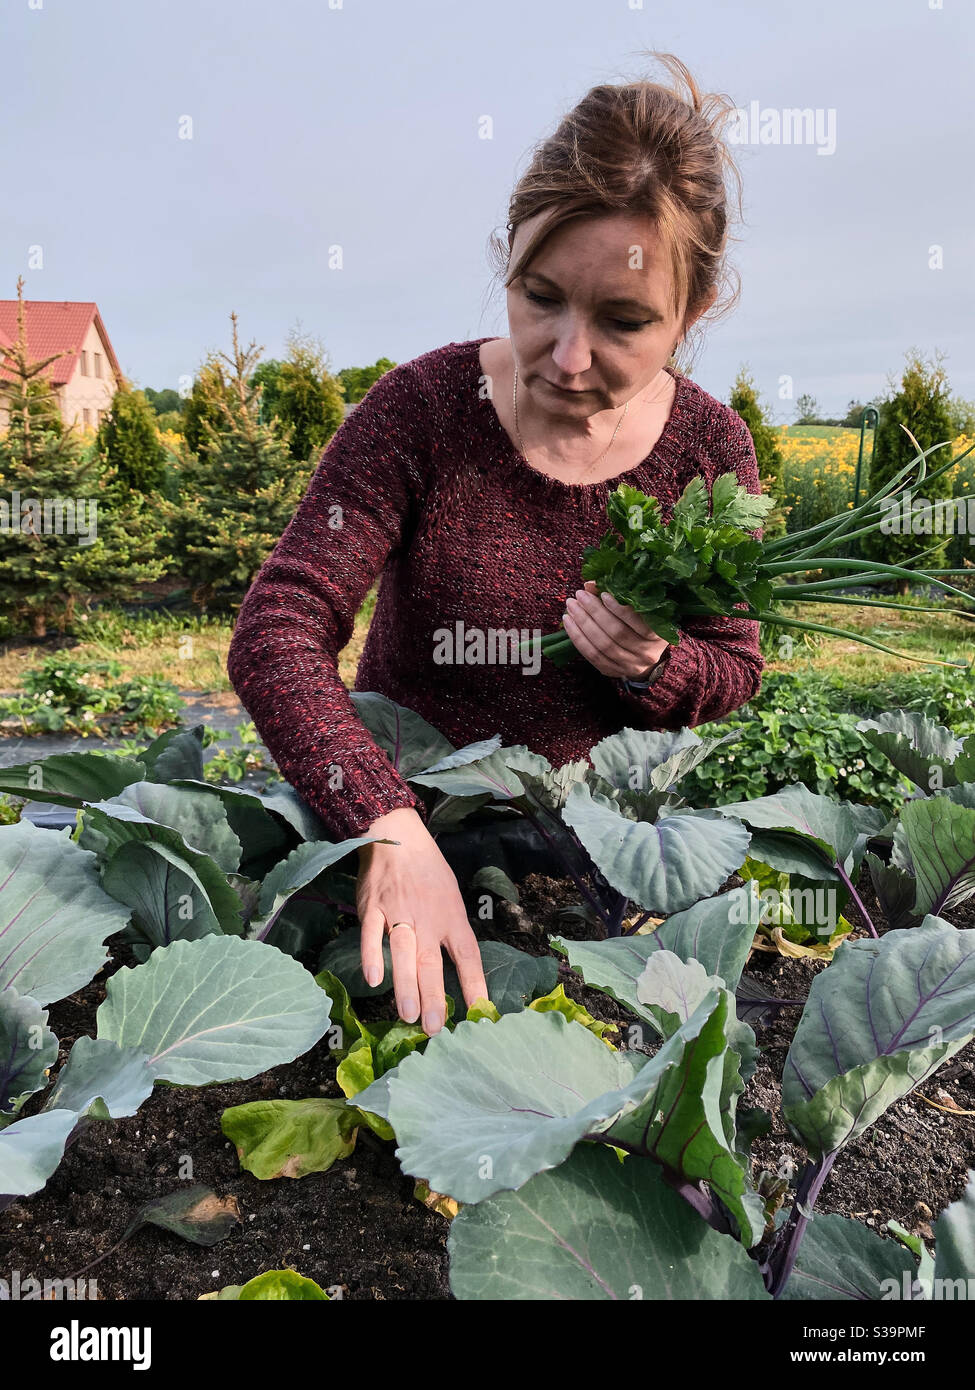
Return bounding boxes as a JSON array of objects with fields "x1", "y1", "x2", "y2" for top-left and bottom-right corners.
[{"x1": 505, "y1": 210, "x2": 711, "y2": 417}]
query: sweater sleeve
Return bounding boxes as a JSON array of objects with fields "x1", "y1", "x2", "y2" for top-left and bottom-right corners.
[
  {"x1": 226, "y1": 363, "x2": 431, "y2": 841},
  {"x1": 611, "y1": 404, "x2": 764, "y2": 728}
]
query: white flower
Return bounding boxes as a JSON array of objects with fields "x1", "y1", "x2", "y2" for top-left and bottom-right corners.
[
  {"x1": 718, "y1": 757, "x2": 725, "y2": 764},
  {"x1": 855, "y1": 759, "x2": 865, "y2": 770},
  {"x1": 727, "y1": 754, "x2": 735, "y2": 761},
  {"x1": 799, "y1": 706, "x2": 808, "y2": 714},
  {"x1": 966, "y1": 699, "x2": 973, "y2": 709},
  {"x1": 839, "y1": 767, "x2": 848, "y2": 777}
]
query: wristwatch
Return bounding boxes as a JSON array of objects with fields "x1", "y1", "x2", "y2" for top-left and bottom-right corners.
[{"x1": 621, "y1": 650, "x2": 670, "y2": 692}]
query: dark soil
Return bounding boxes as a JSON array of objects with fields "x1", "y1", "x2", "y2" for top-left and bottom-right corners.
[{"x1": 2, "y1": 866, "x2": 972, "y2": 1301}]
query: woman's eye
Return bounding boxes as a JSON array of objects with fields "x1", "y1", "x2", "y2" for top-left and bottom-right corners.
[{"x1": 525, "y1": 291, "x2": 647, "y2": 333}]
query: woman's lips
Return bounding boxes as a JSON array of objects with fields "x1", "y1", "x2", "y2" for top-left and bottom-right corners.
[{"x1": 543, "y1": 379, "x2": 590, "y2": 394}]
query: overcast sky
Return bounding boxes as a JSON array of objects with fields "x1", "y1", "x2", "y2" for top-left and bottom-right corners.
[{"x1": 2, "y1": 0, "x2": 972, "y2": 420}]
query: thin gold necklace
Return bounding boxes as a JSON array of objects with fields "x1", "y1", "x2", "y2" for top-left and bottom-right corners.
[{"x1": 512, "y1": 364, "x2": 671, "y2": 482}]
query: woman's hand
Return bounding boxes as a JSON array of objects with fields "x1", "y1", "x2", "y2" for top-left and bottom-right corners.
[
  {"x1": 562, "y1": 580, "x2": 669, "y2": 680},
  {"x1": 356, "y1": 806, "x2": 489, "y2": 1037}
]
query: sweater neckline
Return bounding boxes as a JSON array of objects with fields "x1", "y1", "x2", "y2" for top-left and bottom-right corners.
[{"x1": 471, "y1": 336, "x2": 690, "y2": 502}]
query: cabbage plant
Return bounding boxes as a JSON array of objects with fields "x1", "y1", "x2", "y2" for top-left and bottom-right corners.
[
  {"x1": 0, "y1": 817, "x2": 333, "y2": 1208},
  {"x1": 352, "y1": 886, "x2": 975, "y2": 1300}
]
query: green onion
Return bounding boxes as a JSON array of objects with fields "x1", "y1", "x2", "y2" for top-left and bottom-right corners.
[{"x1": 522, "y1": 434, "x2": 975, "y2": 671}]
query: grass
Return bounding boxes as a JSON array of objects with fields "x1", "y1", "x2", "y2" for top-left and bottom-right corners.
[
  {"x1": 765, "y1": 595, "x2": 974, "y2": 681},
  {"x1": 0, "y1": 589, "x2": 381, "y2": 698},
  {"x1": 0, "y1": 582, "x2": 967, "y2": 711}
]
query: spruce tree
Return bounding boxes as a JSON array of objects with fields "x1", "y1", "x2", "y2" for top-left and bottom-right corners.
[
  {"x1": 728, "y1": 368, "x2": 786, "y2": 537},
  {"x1": 0, "y1": 278, "x2": 165, "y2": 636},
  {"x1": 159, "y1": 312, "x2": 314, "y2": 608},
  {"x1": 94, "y1": 381, "x2": 168, "y2": 492},
  {"x1": 729, "y1": 368, "x2": 785, "y2": 498},
  {"x1": 862, "y1": 350, "x2": 955, "y2": 587}
]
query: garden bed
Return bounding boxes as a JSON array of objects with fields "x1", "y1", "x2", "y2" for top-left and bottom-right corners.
[{"x1": 3, "y1": 867, "x2": 971, "y2": 1301}]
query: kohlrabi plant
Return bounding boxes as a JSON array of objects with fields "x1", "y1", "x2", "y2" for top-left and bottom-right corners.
[{"x1": 350, "y1": 884, "x2": 975, "y2": 1301}]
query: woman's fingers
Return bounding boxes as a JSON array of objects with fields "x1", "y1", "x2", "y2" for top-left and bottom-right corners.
[
  {"x1": 415, "y1": 943, "x2": 448, "y2": 1037},
  {"x1": 359, "y1": 905, "x2": 388, "y2": 989},
  {"x1": 388, "y1": 921, "x2": 420, "y2": 1022},
  {"x1": 571, "y1": 586, "x2": 652, "y2": 655},
  {"x1": 445, "y1": 933, "x2": 490, "y2": 1012},
  {"x1": 584, "y1": 581, "x2": 660, "y2": 641}
]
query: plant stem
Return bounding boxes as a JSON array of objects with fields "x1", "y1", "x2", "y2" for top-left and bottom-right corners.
[
  {"x1": 834, "y1": 860, "x2": 880, "y2": 939},
  {"x1": 762, "y1": 1152, "x2": 838, "y2": 1298},
  {"x1": 623, "y1": 908, "x2": 656, "y2": 936},
  {"x1": 518, "y1": 803, "x2": 611, "y2": 930}
]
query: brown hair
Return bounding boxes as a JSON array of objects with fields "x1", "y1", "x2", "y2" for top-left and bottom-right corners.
[{"x1": 488, "y1": 52, "x2": 743, "y2": 369}]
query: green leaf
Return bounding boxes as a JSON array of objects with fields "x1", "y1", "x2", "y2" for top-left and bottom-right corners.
[
  {"x1": 384, "y1": 1010, "x2": 651, "y2": 1203},
  {"x1": 857, "y1": 711, "x2": 961, "y2": 790},
  {"x1": 603, "y1": 981, "x2": 761, "y2": 1245},
  {"x1": 0, "y1": 820, "x2": 131, "y2": 1005},
  {"x1": 717, "y1": 783, "x2": 860, "y2": 868},
  {"x1": 251, "y1": 836, "x2": 384, "y2": 939},
  {"x1": 0, "y1": 752, "x2": 146, "y2": 809},
  {"x1": 138, "y1": 726, "x2": 206, "y2": 784},
  {"x1": 782, "y1": 919, "x2": 975, "y2": 1158},
  {"x1": 864, "y1": 852, "x2": 923, "y2": 931},
  {"x1": 313, "y1": 969, "x2": 361, "y2": 1058},
  {"x1": 0, "y1": 989, "x2": 58, "y2": 1125},
  {"x1": 552, "y1": 883, "x2": 762, "y2": 1022},
  {"x1": 230, "y1": 1270, "x2": 329, "y2": 1300},
  {"x1": 466, "y1": 998, "x2": 502, "y2": 1023},
  {"x1": 410, "y1": 745, "x2": 550, "y2": 801},
  {"x1": 318, "y1": 927, "x2": 392, "y2": 998},
  {"x1": 671, "y1": 474, "x2": 709, "y2": 527},
  {"x1": 222, "y1": 1098, "x2": 358, "y2": 1179},
  {"x1": 87, "y1": 781, "x2": 243, "y2": 873},
  {"x1": 101, "y1": 839, "x2": 240, "y2": 953},
  {"x1": 0, "y1": 1109, "x2": 78, "y2": 1199},
  {"x1": 76, "y1": 804, "x2": 245, "y2": 941},
  {"x1": 933, "y1": 1166, "x2": 975, "y2": 1287},
  {"x1": 561, "y1": 783, "x2": 750, "y2": 913},
  {"x1": 781, "y1": 1213, "x2": 918, "y2": 1300},
  {"x1": 527, "y1": 984, "x2": 618, "y2": 1045},
  {"x1": 336, "y1": 1038, "x2": 395, "y2": 1141},
  {"x1": 443, "y1": 939, "x2": 558, "y2": 1015},
  {"x1": 447, "y1": 1143, "x2": 769, "y2": 1301},
  {"x1": 42, "y1": 1036, "x2": 155, "y2": 1122},
  {"x1": 96, "y1": 936, "x2": 332, "y2": 1085},
  {"x1": 896, "y1": 797, "x2": 975, "y2": 916}
]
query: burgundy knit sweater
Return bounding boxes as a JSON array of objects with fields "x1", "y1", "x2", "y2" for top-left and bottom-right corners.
[{"x1": 226, "y1": 337, "x2": 764, "y2": 842}]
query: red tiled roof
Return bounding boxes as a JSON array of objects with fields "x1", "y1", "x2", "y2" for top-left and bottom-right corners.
[{"x1": 0, "y1": 301, "x2": 122, "y2": 386}]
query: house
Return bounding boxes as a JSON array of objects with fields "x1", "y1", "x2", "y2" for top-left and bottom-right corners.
[{"x1": 0, "y1": 300, "x2": 123, "y2": 432}]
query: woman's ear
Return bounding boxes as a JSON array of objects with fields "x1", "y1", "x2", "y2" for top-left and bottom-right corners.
[{"x1": 683, "y1": 286, "x2": 719, "y2": 336}]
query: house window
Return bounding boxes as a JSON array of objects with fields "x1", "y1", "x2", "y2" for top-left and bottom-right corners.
[
  {"x1": 83, "y1": 409, "x2": 91, "y2": 426},
  {"x1": 80, "y1": 350, "x2": 88, "y2": 375},
  {"x1": 94, "y1": 353, "x2": 102, "y2": 379}
]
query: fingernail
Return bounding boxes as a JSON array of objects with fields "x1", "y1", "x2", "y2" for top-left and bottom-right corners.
[
  {"x1": 423, "y1": 1010, "x2": 442, "y2": 1035},
  {"x1": 364, "y1": 964, "x2": 382, "y2": 987},
  {"x1": 401, "y1": 997, "x2": 419, "y2": 1020}
]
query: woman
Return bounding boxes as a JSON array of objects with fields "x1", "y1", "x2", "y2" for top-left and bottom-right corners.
[{"x1": 227, "y1": 54, "x2": 764, "y2": 1040}]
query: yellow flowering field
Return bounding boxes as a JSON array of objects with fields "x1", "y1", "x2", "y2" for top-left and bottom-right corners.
[{"x1": 778, "y1": 427, "x2": 975, "y2": 535}]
